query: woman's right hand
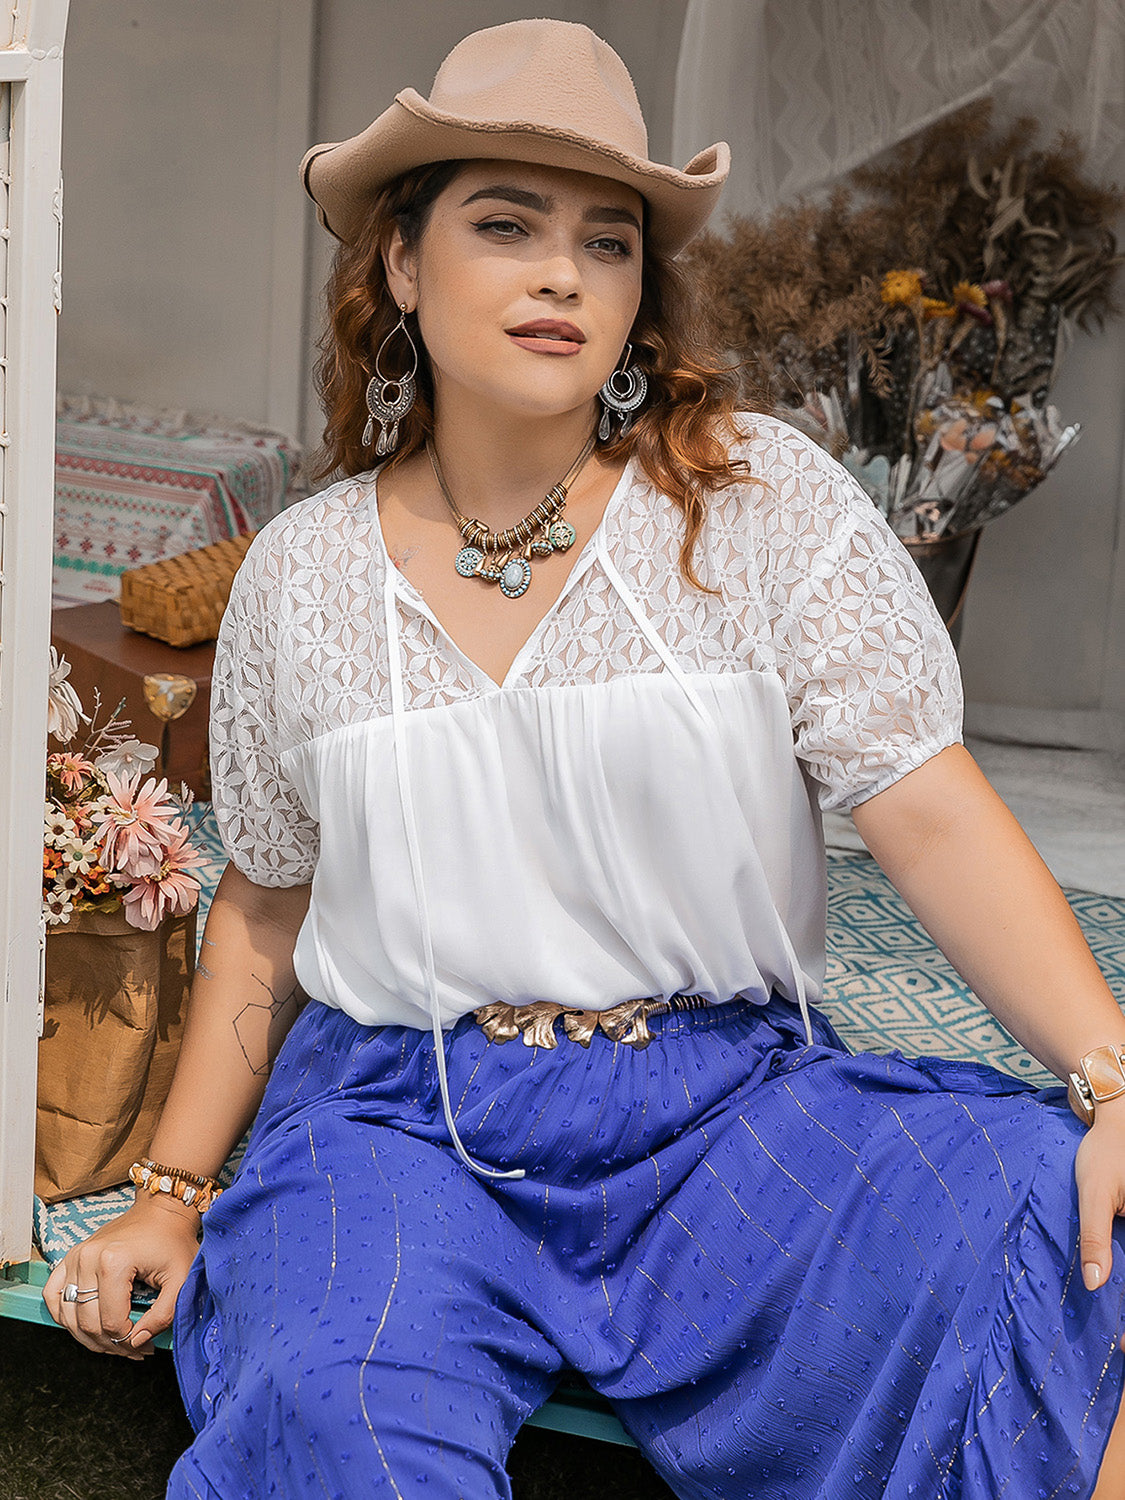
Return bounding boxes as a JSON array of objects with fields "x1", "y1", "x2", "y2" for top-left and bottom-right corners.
[{"x1": 42, "y1": 1193, "x2": 201, "y2": 1360}]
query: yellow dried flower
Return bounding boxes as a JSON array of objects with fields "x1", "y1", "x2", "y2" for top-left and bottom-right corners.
[
  {"x1": 921, "y1": 297, "x2": 957, "y2": 320},
  {"x1": 880, "y1": 269, "x2": 924, "y2": 306},
  {"x1": 953, "y1": 281, "x2": 987, "y2": 308}
]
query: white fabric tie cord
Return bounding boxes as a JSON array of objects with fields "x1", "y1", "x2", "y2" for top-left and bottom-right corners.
[{"x1": 382, "y1": 556, "x2": 523, "y2": 1180}]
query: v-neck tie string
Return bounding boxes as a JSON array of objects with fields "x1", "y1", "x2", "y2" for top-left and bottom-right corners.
[{"x1": 382, "y1": 571, "x2": 525, "y2": 1181}]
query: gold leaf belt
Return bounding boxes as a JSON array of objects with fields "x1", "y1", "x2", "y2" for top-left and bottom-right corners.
[{"x1": 471, "y1": 994, "x2": 710, "y2": 1051}]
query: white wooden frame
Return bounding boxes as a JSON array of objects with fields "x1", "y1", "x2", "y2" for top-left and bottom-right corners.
[{"x1": 0, "y1": 0, "x2": 69, "y2": 1266}]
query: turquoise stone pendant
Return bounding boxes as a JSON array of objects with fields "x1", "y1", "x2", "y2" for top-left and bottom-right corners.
[
  {"x1": 455, "y1": 545, "x2": 484, "y2": 578},
  {"x1": 547, "y1": 519, "x2": 576, "y2": 552},
  {"x1": 498, "y1": 557, "x2": 532, "y2": 598},
  {"x1": 454, "y1": 509, "x2": 573, "y2": 597}
]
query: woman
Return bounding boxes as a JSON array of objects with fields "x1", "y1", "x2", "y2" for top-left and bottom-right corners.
[{"x1": 45, "y1": 19, "x2": 1125, "y2": 1498}]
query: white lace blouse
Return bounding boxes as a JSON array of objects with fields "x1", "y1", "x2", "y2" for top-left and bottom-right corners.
[{"x1": 210, "y1": 414, "x2": 962, "y2": 1058}]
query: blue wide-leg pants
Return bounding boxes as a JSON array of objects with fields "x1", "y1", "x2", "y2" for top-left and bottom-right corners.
[{"x1": 168, "y1": 996, "x2": 1125, "y2": 1499}]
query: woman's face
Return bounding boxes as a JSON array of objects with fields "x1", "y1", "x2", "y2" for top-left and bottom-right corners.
[{"x1": 383, "y1": 159, "x2": 645, "y2": 425}]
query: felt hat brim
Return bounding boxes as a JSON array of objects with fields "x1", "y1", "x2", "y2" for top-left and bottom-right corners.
[{"x1": 302, "y1": 90, "x2": 729, "y2": 259}]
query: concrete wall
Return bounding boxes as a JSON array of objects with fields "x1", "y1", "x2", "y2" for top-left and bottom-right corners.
[
  {"x1": 57, "y1": 0, "x2": 316, "y2": 435},
  {"x1": 958, "y1": 281, "x2": 1125, "y2": 746}
]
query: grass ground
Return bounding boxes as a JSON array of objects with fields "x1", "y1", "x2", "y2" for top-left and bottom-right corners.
[{"x1": 0, "y1": 1318, "x2": 675, "y2": 1499}]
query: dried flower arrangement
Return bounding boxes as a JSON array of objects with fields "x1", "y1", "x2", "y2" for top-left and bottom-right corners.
[
  {"x1": 44, "y1": 647, "x2": 203, "y2": 931},
  {"x1": 685, "y1": 101, "x2": 1124, "y2": 540}
]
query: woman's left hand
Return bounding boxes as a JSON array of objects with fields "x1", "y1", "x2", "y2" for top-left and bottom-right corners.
[{"x1": 1074, "y1": 1094, "x2": 1125, "y2": 1350}]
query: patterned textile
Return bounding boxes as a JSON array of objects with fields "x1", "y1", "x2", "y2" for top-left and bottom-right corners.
[
  {"x1": 52, "y1": 394, "x2": 302, "y2": 608},
  {"x1": 32, "y1": 805, "x2": 1125, "y2": 1262},
  {"x1": 170, "y1": 994, "x2": 1123, "y2": 1498},
  {"x1": 826, "y1": 854, "x2": 1062, "y2": 1084},
  {"x1": 209, "y1": 416, "x2": 963, "y2": 894},
  {"x1": 205, "y1": 419, "x2": 967, "y2": 1109}
]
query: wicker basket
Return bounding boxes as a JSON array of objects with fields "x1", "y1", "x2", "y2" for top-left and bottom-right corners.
[{"x1": 119, "y1": 532, "x2": 256, "y2": 647}]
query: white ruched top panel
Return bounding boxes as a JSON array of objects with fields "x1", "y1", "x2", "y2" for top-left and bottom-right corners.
[
  {"x1": 282, "y1": 672, "x2": 826, "y2": 1030},
  {"x1": 208, "y1": 416, "x2": 962, "y2": 1031},
  {"x1": 673, "y1": 0, "x2": 1125, "y2": 217}
]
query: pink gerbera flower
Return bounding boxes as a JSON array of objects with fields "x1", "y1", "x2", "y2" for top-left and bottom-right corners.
[
  {"x1": 120, "y1": 823, "x2": 203, "y2": 931},
  {"x1": 94, "y1": 771, "x2": 180, "y2": 877},
  {"x1": 47, "y1": 751, "x2": 96, "y2": 795}
]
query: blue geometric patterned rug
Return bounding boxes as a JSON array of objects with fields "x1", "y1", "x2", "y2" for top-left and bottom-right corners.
[
  {"x1": 823, "y1": 855, "x2": 1125, "y2": 1084},
  {"x1": 33, "y1": 811, "x2": 1125, "y2": 1265}
]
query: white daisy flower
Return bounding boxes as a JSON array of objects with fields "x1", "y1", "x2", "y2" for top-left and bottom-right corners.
[
  {"x1": 64, "y1": 841, "x2": 98, "y2": 876},
  {"x1": 44, "y1": 806, "x2": 78, "y2": 846},
  {"x1": 44, "y1": 891, "x2": 74, "y2": 926}
]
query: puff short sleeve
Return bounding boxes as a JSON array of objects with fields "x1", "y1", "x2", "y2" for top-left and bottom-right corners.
[
  {"x1": 746, "y1": 419, "x2": 964, "y2": 813},
  {"x1": 208, "y1": 533, "x2": 320, "y2": 887}
]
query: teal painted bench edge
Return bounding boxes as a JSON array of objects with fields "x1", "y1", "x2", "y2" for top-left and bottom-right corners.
[{"x1": 0, "y1": 1260, "x2": 636, "y2": 1448}]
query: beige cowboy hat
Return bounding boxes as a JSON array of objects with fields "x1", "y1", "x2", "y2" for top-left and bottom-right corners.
[{"x1": 301, "y1": 18, "x2": 729, "y2": 258}]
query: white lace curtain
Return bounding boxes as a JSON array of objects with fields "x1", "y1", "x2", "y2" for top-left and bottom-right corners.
[{"x1": 672, "y1": 0, "x2": 1125, "y2": 219}]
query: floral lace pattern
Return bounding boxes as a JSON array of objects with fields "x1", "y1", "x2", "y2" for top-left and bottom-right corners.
[{"x1": 210, "y1": 416, "x2": 962, "y2": 886}]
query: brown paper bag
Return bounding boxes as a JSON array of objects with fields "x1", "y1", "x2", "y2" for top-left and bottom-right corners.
[{"x1": 35, "y1": 904, "x2": 195, "y2": 1202}]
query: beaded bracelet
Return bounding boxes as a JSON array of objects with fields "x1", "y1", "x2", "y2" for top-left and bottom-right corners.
[{"x1": 129, "y1": 1158, "x2": 223, "y2": 1213}]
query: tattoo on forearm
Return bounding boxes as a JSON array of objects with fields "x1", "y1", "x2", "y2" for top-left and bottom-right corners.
[{"x1": 232, "y1": 975, "x2": 309, "y2": 1077}]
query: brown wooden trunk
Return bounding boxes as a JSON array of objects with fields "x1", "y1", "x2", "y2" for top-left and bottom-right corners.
[{"x1": 51, "y1": 601, "x2": 216, "y2": 799}]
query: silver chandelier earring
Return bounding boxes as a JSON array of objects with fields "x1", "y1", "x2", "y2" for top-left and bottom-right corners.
[
  {"x1": 597, "y1": 343, "x2": 648, "y2": 441},
  {"x1": 363, "y1": 303, "x2": 419, "y2": 456}
]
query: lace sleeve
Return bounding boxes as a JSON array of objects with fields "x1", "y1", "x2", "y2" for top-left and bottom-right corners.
[
  {"x1": 208, "y1": 537, "x2": 320, "y2": 886},
  {"x1": 746, "y1": 418, "x2": 964, "y2": 813}
]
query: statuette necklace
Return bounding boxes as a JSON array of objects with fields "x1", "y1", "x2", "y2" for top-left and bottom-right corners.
[{"x1": 427, "y1": 430, "x2": 598, "y2": 600}]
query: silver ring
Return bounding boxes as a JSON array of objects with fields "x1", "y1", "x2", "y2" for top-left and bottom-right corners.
[
  {"x1": 109, "y1": 1333, "x2": 134, "y2": 1345},
  {"x1": 61, "y1": 1283, "x2": 98, "y2": 1304}
]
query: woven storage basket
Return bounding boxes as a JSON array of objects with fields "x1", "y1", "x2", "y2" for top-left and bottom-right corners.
[{"x1": 119, "y1": 532, "x2": 256, "y2": 647}]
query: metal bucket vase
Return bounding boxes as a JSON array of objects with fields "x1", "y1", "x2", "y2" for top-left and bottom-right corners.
[{"x1": 903, "y1": 529, "x2": 982, "y2": 648}]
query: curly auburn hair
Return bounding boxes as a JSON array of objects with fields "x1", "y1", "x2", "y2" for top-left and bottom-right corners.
[{"x1": 310, "y1": 160, "x2": 759, "y2": 593}]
